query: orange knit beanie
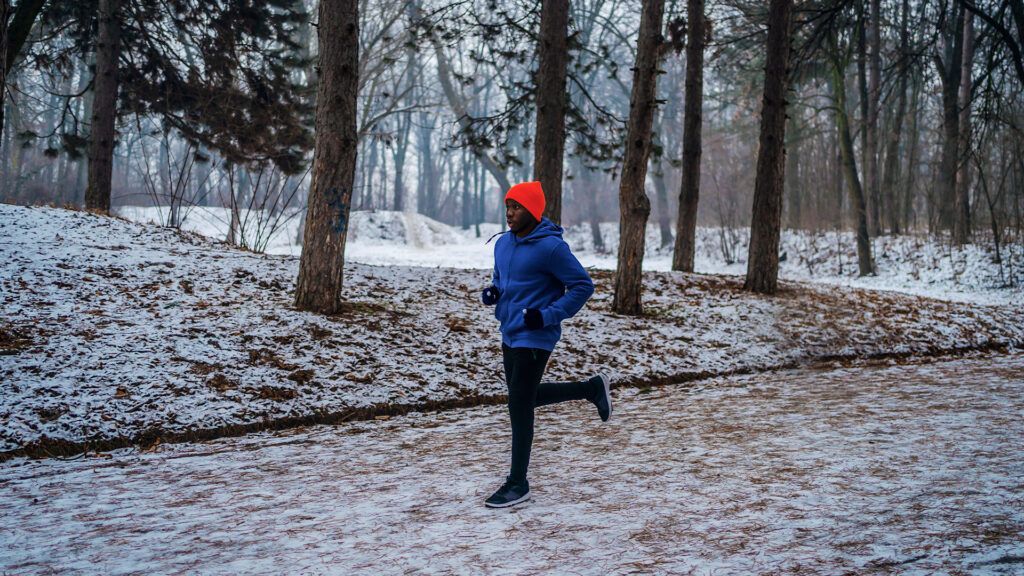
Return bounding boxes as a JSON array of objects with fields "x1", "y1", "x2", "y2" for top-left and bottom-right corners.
[{"x1": 504, "y1": 181, "x2": 546, "y2": 222}]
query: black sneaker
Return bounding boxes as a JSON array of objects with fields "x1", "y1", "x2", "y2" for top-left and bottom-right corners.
[
  {"x1": 484, "y1": 478, "x2": 530, "y2": 508},
  {"x1": 590, "y1": 373, "x2": 612, "y2": 422}
]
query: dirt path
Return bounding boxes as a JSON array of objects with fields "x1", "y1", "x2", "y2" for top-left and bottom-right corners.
[{"x1": 2, "y1": 353, "x2": 1023, "y2": 574}]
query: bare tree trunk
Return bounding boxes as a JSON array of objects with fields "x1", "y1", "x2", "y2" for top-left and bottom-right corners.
[
  {"x1": 744, "y1": 0, "x2": 793, "y2": 294},
  {"x1": 572, "y1": 159, "x2": 605, "y2": 252},
  {"x1": 855, "y1": 3, "x2": 873, "y2": 235},
  {"x1": 904, "y1": 72, "x2": 922, "y2": 231},
  {"x1": 612, "y1": 0, "x2": 664, "y2": 315},
  {"x1": 363, "y1": 135, "x2": 378, "y2": 209},
  {"x1": 533, "y1": 0, "x2": 569, "y2": 224},
  {"x1": 392, "y1": 111, "x2": 410, "y2": 211},
  {"x1": 479, "y1": 159, "x2": 488, "y2": 232},
  {"x1": 651, "y1": 158, "x2": 673, "y2": 248},
  {"x1": 882, "y1": 0, "x2": 911, "y2": 235},
  {"x1": 785, "y1": 110, "x2": 802, "y2": 229},
  {"x1": 416, "y1": 110, "x2": 437, "y2": 217},
  {"x1": 833, "y1": 115, "x2": 843, "y2": 230},
  {"x1": 461, "y1": 148, "x2": 471, "y2": 228},
  {"x1": 1, "y1": 0, "x2": 46, "y2": 139},
  {"x1": 0, "y1": 2, "x2": 7, "y2": 148},
  {"x1": 954, "y1": 11, "x2": 974, "y2": 245},
  {"x1": 866, "y1": 0, "x2": 882, "y2": 236},
  {"x1": 828, "y1": 34, "x2": 874, "y2": 277},
  {"x1": 294, "y1": 0, "x2": 359, "y2": 314},
  {"x1": 672, "y1": 0, "x2": 706, "y2": 272},
  {"x1": 85, "y1": 0, "x2": 121, "y2": 213},
  {"x1": 934, "y1": 4, "x2": 964, "y2": 231}
]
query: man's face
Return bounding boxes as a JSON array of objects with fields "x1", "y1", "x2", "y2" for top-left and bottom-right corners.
[{"x1": 505, "y1": 200, "x2": 535, "y2": 234}]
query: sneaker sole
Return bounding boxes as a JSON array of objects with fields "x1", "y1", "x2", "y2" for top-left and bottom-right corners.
[
  {"x1": 598, "y1": 372, "x2": 612, "y2": 422},
  {"x1": 485, "y1": 492, "x2": 531, "y2": 508}
]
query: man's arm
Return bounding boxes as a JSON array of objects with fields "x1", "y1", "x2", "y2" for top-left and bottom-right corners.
[
  {"x1": 482, "y1": 254, "x2": 501, "y2": 306},
  {"x1": 539, "y1": 242, "x2": 594, "y2": 327}
]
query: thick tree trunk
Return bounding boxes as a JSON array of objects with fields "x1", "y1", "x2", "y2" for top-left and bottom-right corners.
[
  {"x1": 612, "y1": 0, "x2": 664, "y2": 315},
  {"x1": 882, "y1": 0, "x2": 911, "y2": 235},
  {"x1": 294, "y1": 0, "x2": 359, "y2": 314},
  {"x1": 828, "y1": 41, "x2": 874, "y2": 277},
  {"x1": 954, "y1": 12, "x2": 974, "y2": 245},
  {"x1": 672, "y1": 0, "x2": 705, "y2": 272},
  {"x1": 532, "y1": 0, "x2": 569, "y2": 224},
  {"x1": 935, "y1": 5, "x2": 964, "y2": 231},
  {"x1": 85, "y1": 0, "x2": 121, "y2": 213},
  {"x1": 744, "y1": 0, "x2": 793, "y2": 294}
]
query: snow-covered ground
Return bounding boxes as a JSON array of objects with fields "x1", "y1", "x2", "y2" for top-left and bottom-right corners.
[
  {"x1": 3, "y1": 353, "x2": 1022, "y2": 574},
  {"x1": 3, "y1": 203, "x2": 1023, "y2": 457},
  {"x1": 117, "y1": 206, "x2": 1024, "y2": 306}
]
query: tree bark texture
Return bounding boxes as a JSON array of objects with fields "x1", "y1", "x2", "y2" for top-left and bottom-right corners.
[
  {"x1": 954, "y1": 11, "x2": 974, "y2": 245},
  {"x1": 744, "y1": 0, "x2": 793, "y2": 294},
  {"x1": 672, "y1": 0, "x2": 705, "y2": 272},
  {"x1": 85, "y1": 0, "x2": 121, "y2": 213},
  {"x1": 612, "y1": 0, "x2": 664, "y2": 315},
  {"x1": 935, "y1": 5, "x2": 964, "y2": 231},
  {"x1": 866, "y1": 0, "x2": 882, "y2": 236},
  {"x1": 294, "y1": 0, "x2": 359, "y2": 314},
  {"x1": 533, "y1": 0, "x2": 569, "y2": 224}
]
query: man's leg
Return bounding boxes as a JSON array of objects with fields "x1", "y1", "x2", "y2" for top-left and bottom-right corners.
[
  {"x1": 534, "y1": 378, "x2": 600, "y2": 407},
  {"x1": 503, "y1": 345, "x2": 550, "y2": 483},
  {"x1": 536, "y1": 372, "x2": 613, "y2": 422}
]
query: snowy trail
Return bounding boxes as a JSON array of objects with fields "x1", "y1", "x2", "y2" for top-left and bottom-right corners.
[{"x1": 3, "y1": 353, "x2": 1023, "y2": 574}]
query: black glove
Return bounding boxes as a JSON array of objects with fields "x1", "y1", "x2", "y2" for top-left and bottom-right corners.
[
  {"x1": 481, "y1": 285, "x2": 501, "y2": 306},
  {"x1": 523, "y1": 308, "x2": 544, "y2": 330}
]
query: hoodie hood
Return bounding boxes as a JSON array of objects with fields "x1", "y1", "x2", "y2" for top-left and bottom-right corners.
[{"x1": 513, "y1": 217, "x2": 563, "y2": 244}]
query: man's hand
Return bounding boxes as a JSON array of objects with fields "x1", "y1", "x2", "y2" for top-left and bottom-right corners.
[
  {"x1": 481, "y1": 286, "x2": 501, "y2": 306},
  {"x1": 523, "y1": 308, "x2": 543, "y2": 330}
]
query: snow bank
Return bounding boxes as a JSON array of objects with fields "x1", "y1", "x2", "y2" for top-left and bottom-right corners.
[{"x1": 3, "y1": 204, "x2": 1023, "y2": 457}]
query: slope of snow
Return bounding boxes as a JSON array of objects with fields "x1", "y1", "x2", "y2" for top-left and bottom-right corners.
[
  {"x1": 3, "y1": 204, "x2": 1023, "y2": 456},
  {"x1": 2, "y1": 353, "x2": 1022, "y2": 574},
  {"x1": 117, "y1": 206, "x2": 1024, "y2": 306}
]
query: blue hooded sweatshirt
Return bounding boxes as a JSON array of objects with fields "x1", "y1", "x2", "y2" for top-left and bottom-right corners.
[{"x1": 491, "y1": 218, "x2": 595, "y2": 351}]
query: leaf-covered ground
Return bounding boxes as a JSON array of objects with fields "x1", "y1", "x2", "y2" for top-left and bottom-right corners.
[
  {"x1": 2, "y1": 204, "x2": 1023, "y2": 457},
  {"x1": 2, "y1": 352, "x2": 1022, "y2": 574}
]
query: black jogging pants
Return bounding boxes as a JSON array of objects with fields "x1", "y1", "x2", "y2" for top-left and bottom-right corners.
[{"x1": 501, "y1": 344, "x2": 597, "y2": 483}]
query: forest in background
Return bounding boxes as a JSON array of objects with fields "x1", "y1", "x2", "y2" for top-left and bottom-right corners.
[{"x1": 1, "y1": 0, "x2": 1022, "y2": 308}]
